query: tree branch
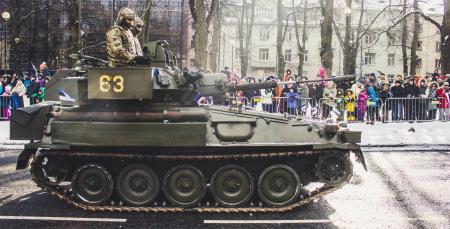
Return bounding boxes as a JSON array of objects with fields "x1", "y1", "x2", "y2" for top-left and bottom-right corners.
[{"x1": 206, "y1": 0, "x2": 218, "y2": 29}]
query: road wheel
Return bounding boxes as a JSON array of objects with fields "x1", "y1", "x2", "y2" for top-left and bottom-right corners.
[
  {"x1": 258, "y1": 164, "x2": 300, "y2": 207},
  {"x1": 72, "y1": 163, "x2": 113, "y2": 205},
  {"x1": 316, "y1": 154, "x2": 352, "y2": 186},
  {"x1": 211, "y1": 165, "x2": 253, "y2": 207},
  {"x1": 163, "y1": 164, "x2": 206, "y2": 207},
  {"x1": 117, "y1": 164, "x2": 159, "y2": 206}
]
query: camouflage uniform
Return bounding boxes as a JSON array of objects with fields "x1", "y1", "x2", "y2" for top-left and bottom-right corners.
[
  {"x1": 106, "y1": 8, "x2": 136, "y2": 67},
  {"x1": 131, "y1": 17, "x2": 144, "y2": 56}
]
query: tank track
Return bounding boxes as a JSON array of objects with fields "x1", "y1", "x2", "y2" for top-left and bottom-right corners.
[{"x1": 31, "y1": 150, "x2": 353, "y2": 213}]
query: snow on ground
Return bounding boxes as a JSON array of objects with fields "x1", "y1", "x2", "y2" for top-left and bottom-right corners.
[
  {"x1": 1, "y1": 121, "x2": 450, "y2": 149},
  {"x1": 348, "y1": 122, "x2": 450, "y2": 146}
]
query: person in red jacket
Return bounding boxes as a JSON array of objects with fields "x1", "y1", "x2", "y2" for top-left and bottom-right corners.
[{"x1": 437, "y1": 82, "x2": 449, "y2": 120}]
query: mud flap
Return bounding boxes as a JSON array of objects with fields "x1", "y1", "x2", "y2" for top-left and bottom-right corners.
[
  {"x1": 16, "y1": 149, "x2": 37, "y2": 170},
  {"x1": 353, "y1": 150, "x2": 367, "y2": 171}
]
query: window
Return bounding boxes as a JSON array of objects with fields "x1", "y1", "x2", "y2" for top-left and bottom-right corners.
[
  {"x1": 287, "y1": 31, "x2": 292, "y2": 42},
  {"x1": 416, "y1": 58, "x2": 422, "y2": 68},
  {"x1": 365, "y1": 14, "x2": 374, "y2": 24},
  {"x1": 388, "y1": 36, "x2": 396, "y2": 46},
  {"x1": 365, "y1": 53, "x2": 376, "y2": 65},
  {"x1": 388, "y1": 53, "x2": 395, "y2": 66},
  {"x1": 284, "y1": 49, "x2": 292, "y2": 62},
  {"x1": 435, "y1": 59, "x2": 441, "y2": 69},
  {"x1": 303, "y1": 50, "x2": 308, "y2": 62},
  {"x1": 365, "y1": 32, "x2": 376, "y2": 44},
  {"x1": 436, "y1": 42, "x2": 441, "y2": 52},
  {"x1": 259, "y1": 28, "x2": 270, "y2": 40},
  {"x1": 259, "y1": 48, "x2": 269, "y2": 61},
  {"x1": 235, "y1": 47, "x2": 240, "y2": 60},
  {"x1": 417, "y1": 41, "x2": 422, "y2": 51}
]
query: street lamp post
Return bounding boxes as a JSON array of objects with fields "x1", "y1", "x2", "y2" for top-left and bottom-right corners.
[{"x1": 2, "y1": 11, "x2": 10, "y2": 70}]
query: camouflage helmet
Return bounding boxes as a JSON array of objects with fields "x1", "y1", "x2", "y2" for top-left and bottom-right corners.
[
  {"x1": 116, "y1": 7, "x2": 136, "y2": 24},
  {"x1": 133, "y1": 17, "x2": 144, "y2": 32}
]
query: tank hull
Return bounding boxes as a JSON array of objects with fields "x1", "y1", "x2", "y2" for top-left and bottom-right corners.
[{"x1": 19, "y1": 105, "x2": 363, "y2": 212}]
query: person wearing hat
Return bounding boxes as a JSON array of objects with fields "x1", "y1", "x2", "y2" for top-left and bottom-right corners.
[
  {"x1": 427, "y1": 81, "x2": 439, "y2": 120},
  {"x1": 437, "y1": 82, "x2": 449, "y2": 120},
  {"x1": 106, "y1": 7, "x2": 137, "y2": 67},
  {"x1": 404, "y1": 77, "x2": 419, "y2": 120},
  {"x1": 390, "y1": 80, "x2": 405, "y2": 121},
  {"x1": 417, "y1": 79, "x2": 429, "y2": 120}
]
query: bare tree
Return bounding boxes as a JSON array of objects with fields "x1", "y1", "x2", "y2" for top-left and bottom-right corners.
[
  {"x1": 236, "y1": 0, "x2": 256, "y2": 78},
  {"x1": 208, "y1": 1, "x2": 222, "y2": 72},
  {"x1": 143, "y1": 0, "x2": 152, "y2": 43},
  {"x1": 292, "y1": 0, "x2": 307, "y2": 77},
  {"x1": 320, "y1": 0, "x2": 334, "y2": 77},
  {"x1": 409, "y1": 0, "x2": 419, "y2": 76},
  {"x1": 276, "y1": 0, "x2": 285, "y2": 79},
  {"x1": 401, "y1": 0, "x2": 408, "y2": 75},
  {"x1": 189, "y1": 0, "x2": 218, "y2": 69}
]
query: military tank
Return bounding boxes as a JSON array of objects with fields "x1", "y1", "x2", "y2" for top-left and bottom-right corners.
[{"x1": 10, "y1": 40, "x2": 365, "y2": 213}]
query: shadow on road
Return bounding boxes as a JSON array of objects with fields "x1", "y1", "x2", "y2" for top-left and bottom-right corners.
[{"x1": 0, "y1": 190, "x2": 340, "y2": 229}]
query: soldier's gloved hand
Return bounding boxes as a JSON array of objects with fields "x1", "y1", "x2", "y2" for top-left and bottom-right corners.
[{"x1": 133, "y1": 56, "x2": 149, "y2": 65}]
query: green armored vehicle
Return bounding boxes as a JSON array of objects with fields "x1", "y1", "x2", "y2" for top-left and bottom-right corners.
[{"x1": 10, "y1": 41, "x2": 365, "y2": 213}]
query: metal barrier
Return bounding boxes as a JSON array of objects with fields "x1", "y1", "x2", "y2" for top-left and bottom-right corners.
[
  {"x1": 383, "y1": 97, "x2": 449, "y2": 122},
  {"x1": 302, "y1": 97, "x2": 384, "y2": 122},
  {"x1": 0, "y1": 95, "x2": 20, "y2": 121},
  {"x1": 248, "y1": 96, "x2": 313, "y2": 116}
]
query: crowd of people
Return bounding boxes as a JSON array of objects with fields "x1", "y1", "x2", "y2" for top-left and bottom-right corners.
[
  {"x1": 222, "y1": 67, "x2": 450, "y2": 123},
  {"x1": 0, "y1": 62, "x2": 52, "y2": 119}
]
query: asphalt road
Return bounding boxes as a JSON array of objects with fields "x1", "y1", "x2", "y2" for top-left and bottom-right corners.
[{"x1": 0, "y1": 149, "x2": 449, "y2": 229}]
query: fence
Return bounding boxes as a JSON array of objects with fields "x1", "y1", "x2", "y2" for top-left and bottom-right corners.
[
  {"x1": 0, "y1": 95, "x2": 20, "y2": 121},
  {"x1": 232, "y1": 95, "x2": 450, "y2": 123}
]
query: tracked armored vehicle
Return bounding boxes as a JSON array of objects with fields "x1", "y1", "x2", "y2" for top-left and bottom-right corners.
[{"x1": 10, "y1": 41, "x2": 365, "y2": 213}]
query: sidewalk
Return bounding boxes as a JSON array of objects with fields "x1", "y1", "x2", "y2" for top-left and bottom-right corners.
[{"x1": 1, "y1": 121, "x2": 450, "y2": 149}]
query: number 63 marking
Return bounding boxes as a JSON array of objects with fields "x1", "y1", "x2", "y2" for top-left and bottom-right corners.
[{"x1": 100, "y1": 75, "x2": 124, "y2": 93}]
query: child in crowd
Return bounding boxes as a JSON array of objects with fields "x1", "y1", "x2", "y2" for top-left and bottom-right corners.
[{"x1": 345, "y1": 89, "x2": 356, "y2": 121}]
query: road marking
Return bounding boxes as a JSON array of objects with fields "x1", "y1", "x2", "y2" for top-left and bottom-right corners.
[
  {"x1": 204, "y1": 219, "x2": 334, "y2": 224},
  {"x1": 0, "y1": 216, "x2": 127, "y2": 223},
  {"x1": 204, "y1": 217, "x2": 449, "y2": 224}
]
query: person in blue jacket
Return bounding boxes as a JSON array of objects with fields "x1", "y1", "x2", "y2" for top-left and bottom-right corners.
[{"x1": 366, "y1": 82, "x2": 379, "y2": 123}]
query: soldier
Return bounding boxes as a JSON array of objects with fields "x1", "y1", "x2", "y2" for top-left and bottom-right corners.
[
  {"x1": 106, "y1": 7, "x2": 136, "y2": 67},
  {"x1": 131, "y1": 17, "x2": 144, "y2": 56}
]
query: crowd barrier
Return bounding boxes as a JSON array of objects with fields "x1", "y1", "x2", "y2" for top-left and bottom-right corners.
[
  {"x1": 232, "y1": 95, "x2": 450, "y2": 123},
  {"x1": 0, "y1": 95, "x2": 20, "y2": 121}
]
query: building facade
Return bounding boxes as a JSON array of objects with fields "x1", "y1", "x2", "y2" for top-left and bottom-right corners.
[{"x1": 218, "y1": 0, "x2": 443, "y2": 80}]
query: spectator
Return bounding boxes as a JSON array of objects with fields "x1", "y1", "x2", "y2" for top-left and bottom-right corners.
[
  {"x1": 27, "y1": 76, "x2": 40, "y2": 105},
  {"x1": 297, "y1": 81, "x2": 309, "y2": 115},
  {"x1": 243, "y1": 77, "x2": 260, "y2": 102},
  {"x1": 11, "y1": 80, "x2": 26, "y2": 111},
  {"x1": 283, "y1": 69, "x2": 293, "y2": 82},
  {"x1": 283, "y1": 85, "x2": 300, "y2": 115},
  {"x1": 322, "y1": 82, "x2": 336, "y2": 119},
  {"x1": 357, "y1": 90, "x2": 369, "y2": 122},
  {"x1": 427, "y1": 82, "x2": 439, "y2": 120},
  {"x1": 404, "y1": 78, "x2": 419, "y2": 120},
  {"x1": 431, "y1": 69, "x2": 440, "y2": 81},
  {"x1": 351, "y1": 78, "x2": 365, "y2": 98},
  {"x1": 1, "y1": 85, "x2": 11, "y2": 119},
  {"x1": 335, "y1": 89, "x2": 345, "y2": 121},
  {"x1": 366, "y1": 83, "x2": 379, "y2": 123},
  {"x1": 417, "y1": 79, "x2": 428, "y2": 120},
  {"x1": 379, "y1": 84, "x2": 392, "y2": 122},
  {"x1": 39, "y1": 62, "x2": 51, "y2": 77},
  {"x1": 390, "y1": 80, "x2": 405, "y2": 121},
  {"x1": 344, "y1": 89, "x2": 356, "y2": 121},
  {"x1": 437, "y1": 82, "x2": 449, "y2": 120}
]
